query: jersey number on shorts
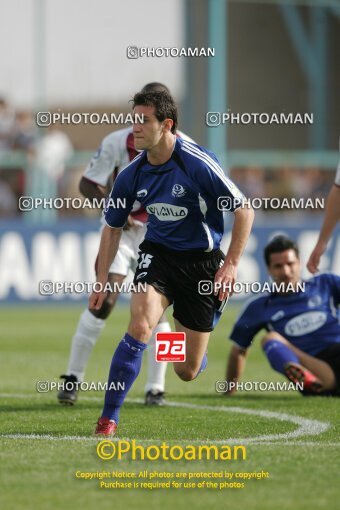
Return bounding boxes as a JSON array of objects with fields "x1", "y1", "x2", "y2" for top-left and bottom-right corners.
[{"x1": 138, "y1": 253, "x2": 153, "y2": 269}]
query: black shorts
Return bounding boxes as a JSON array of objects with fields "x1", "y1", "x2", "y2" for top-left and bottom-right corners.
[
  {"x1": 315, "y1": 343, "x2": 340, "y2": 396},
  {"x1": 133, "y1": 240, "x2": 227, "y2": 332}
]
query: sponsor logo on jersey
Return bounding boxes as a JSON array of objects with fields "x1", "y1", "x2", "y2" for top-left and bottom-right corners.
[
  {"x1": 171, "y1": 184, "x2": 186, "y2": 198},
  {"x1": 307, "y1": 295, "x2": 322, "y2": 308},
  {"x1": 270, "y1": 310, "x2": 285, "y2": 321},
  {"x1": 146, "y1": 203, "x2": 188, "y2": 221},
  {"x1": 284, "y1": 311, "x2": 327, "y2": 337},
  {"x1": 137, "y1": 189, "x2": 148, "y2": 198}
]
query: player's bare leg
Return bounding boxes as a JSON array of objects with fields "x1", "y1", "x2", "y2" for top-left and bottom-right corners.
[
  {"x1": 127, "y1": 286, "x2": 170, "y2": 341},
  {"x1": 60, "y1": 270, "x2": 171, "y2": 405},
  {"x1": 172, "y1": 319, "x2": 210, "y2": 381},
  {"x1": 261, "y1": 332, "x2": 336, "y2": 392},
  {"x1": 96, "y1": 285, "x2": 170, "y2": 434},
  {"x1": 145, "y1": 311, "x2": 169, "y2": 405}
]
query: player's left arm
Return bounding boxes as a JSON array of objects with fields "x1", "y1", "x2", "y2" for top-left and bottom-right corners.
[
  {"x1": 214, "y1": 205, "x2": 254, "y2": 301},
  {"x1": 193, "y1": 149, "x2": 254, "y2": 300}
]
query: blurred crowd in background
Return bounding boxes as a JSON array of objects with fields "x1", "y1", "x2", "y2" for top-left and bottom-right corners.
[
  {"x1": 0, "y1": 97, "x2": 334, "y2": 220},
  {"x1": 0, "y1": 98, "x2": 73, "y2": 218}
]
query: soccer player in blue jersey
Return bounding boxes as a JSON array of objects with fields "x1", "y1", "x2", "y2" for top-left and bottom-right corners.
[
  {"x1": 89, "y1": 90, "x2": 254, "y2": 435},
  {"x1": 226, "y1": 235, "x2": 340, "y2": 396},
  {"x1": 57, "y1": 82, "x2": 195, "y2": 407}
]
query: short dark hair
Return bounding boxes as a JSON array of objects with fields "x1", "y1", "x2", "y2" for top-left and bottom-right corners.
[
  {"x1": 264, "y1": 235, "x2": 300, "y2": 266},
  {"x1": 141, "y1": 82, "x2": 170, "y2": 94},
  {"x1": 131, "y1": 90, "x2": 177, "y2": 134}
]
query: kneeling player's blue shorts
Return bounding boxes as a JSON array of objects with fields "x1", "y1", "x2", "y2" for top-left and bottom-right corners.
[{"x1": 133, "y1": 240, "x2": 227, "y2": 332}]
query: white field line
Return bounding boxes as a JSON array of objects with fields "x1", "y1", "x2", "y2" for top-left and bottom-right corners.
[{"x1": 0, "y1": 394, "x2": 331, "y2": 445}]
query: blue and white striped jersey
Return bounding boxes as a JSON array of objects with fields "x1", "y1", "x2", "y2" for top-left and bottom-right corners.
[{"x1": 104, "y1": 138, "x2": 245, "y2": 251}]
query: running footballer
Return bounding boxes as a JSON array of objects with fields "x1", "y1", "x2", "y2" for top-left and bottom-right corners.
[{"x1": 89, "y1": 90, "x2": 254, "y2": 436}]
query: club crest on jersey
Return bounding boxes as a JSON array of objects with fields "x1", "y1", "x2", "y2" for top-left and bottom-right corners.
[
  {"x1": 137, "y1": 189, "x2": 148, "y2": 199},
  {"x1": 307, "y1": 295, "x2": 322, "y2": 308},
  {"x1": 146, "y1": 203, "x2": 188, "y2": 221},
  {"x1": 171, "y1": 184, "x2": 186, "y2": 198}
]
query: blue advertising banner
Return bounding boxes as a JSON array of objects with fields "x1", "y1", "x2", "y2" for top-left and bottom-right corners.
[{"x1": 0, "y1": 220, "x2": 339, "y2": 304}]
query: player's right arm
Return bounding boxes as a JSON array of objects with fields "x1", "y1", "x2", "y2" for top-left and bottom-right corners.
[
  {"x1": 225, "y1": 298, "x2": 265, "y2": 395},
  {"x1": 226, "y1": 344, "x2": 248, "y2": 395},
  {"x1": 307, "y1": 183, "x2": 340, "y2": 274},
  {"x1": 89, "y1": 226, "x2": 122, "y2": 310},
  {"x1": 88, "y1": 168, "x2": 135, "y2": 310}
]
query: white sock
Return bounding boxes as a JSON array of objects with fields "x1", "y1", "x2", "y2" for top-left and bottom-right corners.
[
  {"x1": 145, "y1": 321, "x2": 171, "y2": 393},
  {"x1": 66, "y1": 308, "x2": 105, "y2": 381}
]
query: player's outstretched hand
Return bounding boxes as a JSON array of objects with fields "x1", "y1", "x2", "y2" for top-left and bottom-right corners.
[
  {"x1": 89, "y1": 289, "x2": 107, "y2": 311},
  {"x1": 307, "y1": 240, "x2": 327, "y2": 274},
  {"x1": 214, "y1": 262, "x2": 238, "y2": 301}
]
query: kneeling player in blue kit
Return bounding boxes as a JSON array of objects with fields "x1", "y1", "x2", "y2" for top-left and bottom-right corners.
[{"x1": 226, "y1": 236, "x2": 340, "y2": 396}]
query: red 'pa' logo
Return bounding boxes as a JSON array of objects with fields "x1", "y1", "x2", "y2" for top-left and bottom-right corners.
[{"x1": 155, "y1": 332, "x2": 186, "y2": 362}]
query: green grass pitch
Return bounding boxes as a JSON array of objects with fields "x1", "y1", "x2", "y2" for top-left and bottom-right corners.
[{"x1": 1, "y1": 304, "x2": 339, "y2": 510}]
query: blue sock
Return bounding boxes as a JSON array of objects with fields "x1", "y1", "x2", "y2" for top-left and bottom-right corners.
[
  {"x1": 263, "y1": 340, "x2": 299, "y2": 375},
  {"x1": 101, "y1": 333, "x2": 147, "y2": 423},
  {"x1": 194, "y1": 352, "x2": 208, "y2": 378}
]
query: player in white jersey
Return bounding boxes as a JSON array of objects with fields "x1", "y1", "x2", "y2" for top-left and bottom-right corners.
[
  {"x1": 307, "y1": 138, "x2": 340, "y2": 273},
  {"x1": 57, "y1": 83, "x2": 194, "y2": 406}
]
